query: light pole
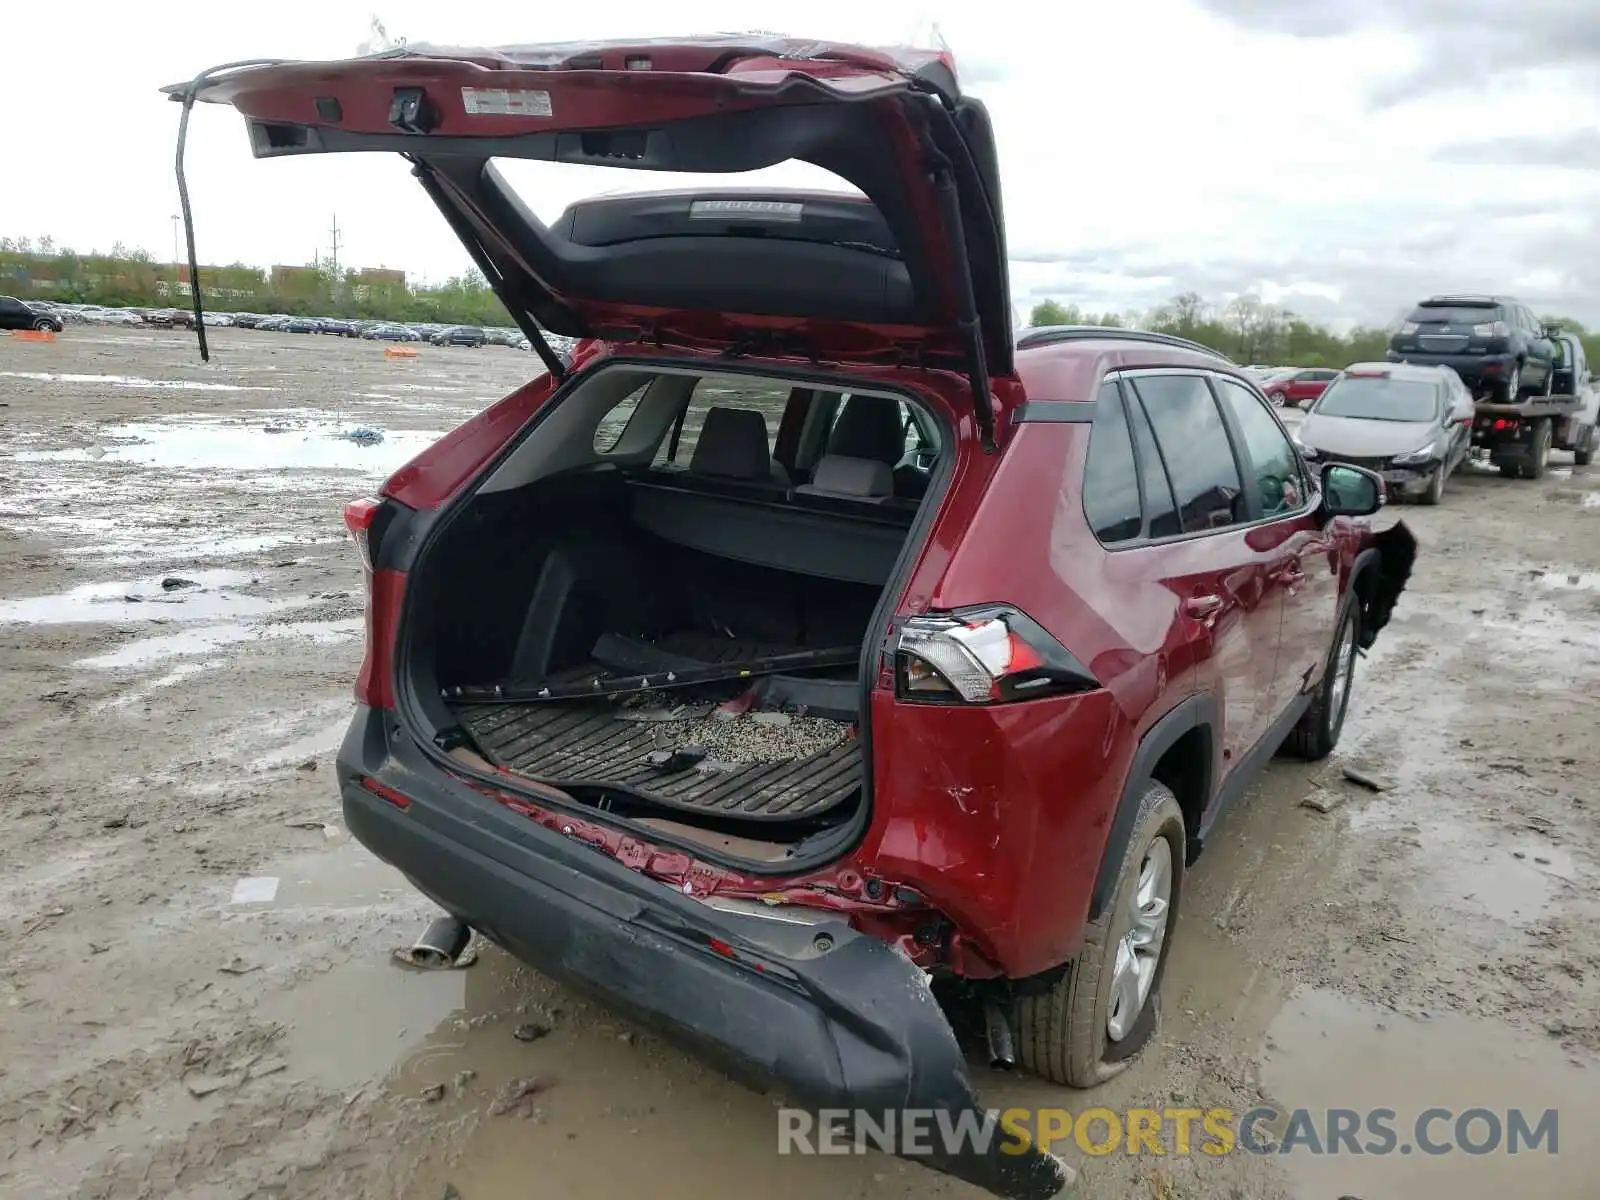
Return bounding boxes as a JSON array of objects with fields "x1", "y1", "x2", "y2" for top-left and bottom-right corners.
[{"x1": 171, "y1": 215, "x2": 182, "y2": 297}]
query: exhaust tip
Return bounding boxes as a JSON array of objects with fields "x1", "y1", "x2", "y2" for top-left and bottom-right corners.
[{"x1": 983, "y1": 998, "x2": 1016, "y2": 1070}]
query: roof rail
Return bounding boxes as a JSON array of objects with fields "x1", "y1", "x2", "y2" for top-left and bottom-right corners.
[{"x1": 1015, "y1": 324, "x2": 1234, "y2": 363}]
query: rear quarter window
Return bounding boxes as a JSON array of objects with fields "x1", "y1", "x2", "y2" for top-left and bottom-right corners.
[{"x1": 1082, "y1": 382, "x2": 1142, "y2": 544}]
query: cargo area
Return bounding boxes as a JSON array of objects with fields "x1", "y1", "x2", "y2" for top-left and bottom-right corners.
[{"x1": 401, "y1": 365, "x2": 946, "y2": 859}]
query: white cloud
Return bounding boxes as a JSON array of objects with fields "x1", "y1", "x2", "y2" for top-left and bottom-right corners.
[{"x1": 4, "y1": 0, "x2": 1600, "y2": 326}]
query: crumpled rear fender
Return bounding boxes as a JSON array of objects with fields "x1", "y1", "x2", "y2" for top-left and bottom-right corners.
[{"x1": 1352, "y1": 520, "x2": 1416, "y2": 648}]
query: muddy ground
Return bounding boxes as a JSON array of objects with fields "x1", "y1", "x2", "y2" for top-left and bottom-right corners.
[{"x1": 1, "y1": 327, "x2": 1597, "y2": 1200}]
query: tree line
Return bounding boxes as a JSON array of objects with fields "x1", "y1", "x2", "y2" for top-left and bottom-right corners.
[
  {"x1": 0, "y1": 237, "x2": 514, "y2": 328},
  {"x1": 1028, "y1": 293, "x2": 1600, "y2": 370}
]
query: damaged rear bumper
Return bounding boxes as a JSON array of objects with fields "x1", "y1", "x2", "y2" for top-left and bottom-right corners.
[{"x1": 337, "y1": 707, "x2": 1069, "y2": 1200}]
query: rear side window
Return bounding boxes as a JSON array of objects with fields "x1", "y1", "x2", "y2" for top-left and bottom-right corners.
[
  {"x1": 1131, "y1": 374, "x2": 1245, "y2": 534},
  {"x1": 1082, "y1": 382, "x2": 1142, "y2": 544},
  {"x1": 1213, "y1": 378, "x2": 1306, "y2": 517},
  {"x1": 654, "y1": 376, "x2": 790, "y2": 468}
]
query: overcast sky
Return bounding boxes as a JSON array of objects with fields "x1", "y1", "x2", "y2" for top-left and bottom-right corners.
[{"x1": 5, "y1": 2, "x2": 1599, "y2": 328}]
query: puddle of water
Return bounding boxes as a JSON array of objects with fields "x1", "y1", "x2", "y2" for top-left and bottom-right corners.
[
  {"x1": 249, "y1": 710, "x2": 354, "y2": 770},
  {"x1": 13, "y1": 418, "x2": 444, "y2": 474},
  {"x1": 1538, "y1": 570, "x2": 1600, "y2": 591},
  {"x1": 1584, "y1": 493, "x2": 1600, "y2": 508},
  {"x1": 1261, "y1": 986, "x2": 1600, "y2": 1198},
  {"x1": 101, "y1": 660, "x2": 219, "y2": 710},
  {"x1": 66, "y1": 531, "x2": 342, "y2": 564},
  {"x1": 0, "y1": 370, "x2": 273, "y2": 392},
  {"x1": 77, "y1": 617, "x2": 362, "y2": 669},
  {"x1": 0, "y1": 570, "x2": 323, "y2": 626}
]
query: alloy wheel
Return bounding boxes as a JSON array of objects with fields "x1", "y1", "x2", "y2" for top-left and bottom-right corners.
[
  {"x1": 1106, "y1": 836, "x2": 1173, "y2": 1042},
  {"x1": 1328, "y1": 617, "x2": 1357, "y2": 732}
]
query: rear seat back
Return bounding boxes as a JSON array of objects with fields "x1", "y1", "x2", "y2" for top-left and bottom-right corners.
[
  {"x1": 795, "y1": 454, "x2": 894, "y2": 503},
  {"x1": 689, "y1": 406, "x2": 790, "y2": 486}
]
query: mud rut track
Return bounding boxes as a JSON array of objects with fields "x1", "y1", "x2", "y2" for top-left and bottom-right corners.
[{"x1": 1, "y1": 328, "x2": 1597, "y2": 1200}]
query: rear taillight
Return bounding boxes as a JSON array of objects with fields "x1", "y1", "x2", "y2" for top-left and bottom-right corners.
[
  {"x1": 344, "y1": 496, "x2": 381, "y2": 575},
  {"x1": 1399, "y1": 321, "x2": 1418, "y2": 335},
  {"x1": 343, "y1": 495, "x2": 399, "y2": 710},
  {"x1": 892, "y1": 606, "x2": 1099, "y2": 704},
  {"x1": 1473, "y1": 321, "x2": 1509, "y2": 337}
]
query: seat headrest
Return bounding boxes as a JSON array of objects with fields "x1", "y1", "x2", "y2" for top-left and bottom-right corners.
[
  {"x1": 795, "y1": 454, "x2": 894, "y2": 501},
  {"x1": 827, "y1": 396, "x2": 905, "y2": 466},
  {"x1": 689, "y1": 407, "x2": 774, "y2": 481}
]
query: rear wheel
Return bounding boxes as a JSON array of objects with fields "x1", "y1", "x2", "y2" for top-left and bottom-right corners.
[
  {"x1": 1284, "y1": 602, "x2": 1359, "y2": 761},
  {"x1": 1267, "y1": 391, "x2": 1286, "y2": 408},
  {"x1": 1523, "y1": 420, "x2": 1552, "y2": 479},
  {"x1": 31, "y1": 318, "x2": 53, "y2": 332},
  {"x1": 1013, "y1": 782, "x2": 1185, "y2": 1087},
  {"x1": 1498, "y1": 364, "x2": 1522, "y2": 403},
  {"x1": 1575, "y1": 427, "x2": 1596, "y2": 467}
]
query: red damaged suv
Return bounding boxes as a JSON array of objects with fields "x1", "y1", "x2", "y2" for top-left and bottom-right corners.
[{"x1": 172, "y1": 38, "x2": 1414, "y2": 1198}]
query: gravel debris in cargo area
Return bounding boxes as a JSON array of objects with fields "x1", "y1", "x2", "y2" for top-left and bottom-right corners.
[{"x1": 618, "y1": 690, "x2": 851, "y2": 764}]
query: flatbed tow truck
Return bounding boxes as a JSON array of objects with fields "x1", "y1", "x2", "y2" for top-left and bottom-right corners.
[{"x1": 1470, "y1": 390, "x2": 1596, "y2": 478}]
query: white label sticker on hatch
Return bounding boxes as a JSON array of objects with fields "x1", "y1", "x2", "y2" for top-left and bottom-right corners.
[
  {"x1": 689, "y1": 198, "x2": 804, "y2": 222},
  {"x1": 461, "y1": 87, "x2": 553, "y2": 117}
]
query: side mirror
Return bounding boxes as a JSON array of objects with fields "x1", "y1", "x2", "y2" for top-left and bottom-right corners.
[
  {"x1": 1542, "y1": 324, "x2": 1561, "y2": 339},
  {"x1": 1321, "y1": 463, "x2": 1384, "y2": 517}
]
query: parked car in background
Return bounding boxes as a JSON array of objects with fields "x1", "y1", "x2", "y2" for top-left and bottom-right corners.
[
  {"x1": 147, "y1": 308, "x2": 197, "y2": 329},
  {"x1": 284, "y1": 316, "x2": 322, "y2": 333},
  {"x1": 178, "y1": 38, "x2": 1421, "y2": 1198},
  {"x1": 361, "y1": 322, "x2": 422, "y2": 341},
  {"x1": 1261, "y1": 367, "x2": 1339, "y2": 409},
  {"x1": 201, "y1": 311, "x2": 235, "y2": 327},
  {"x1": 1294, "y1": 362, "x2": 1474, "y2": 505},
  {"x1": 430, "y1": 324, "x2": 486, "y2": 347},
  {"x1": 0, "y1": 296, "x2": 64, "y2": 332},
  {"x1": 231, "y1": 312, "x2": 265, "y2": 328},
  {"x1": 1388, "y1": 294, "x2": 1556, "y2": 402},
  {"x1": 319, "y1": 318, "x2": 360, "y2": 337},
  {"x1": 256, "y1": 315, "x2": 289, "y2": 331},
  {"x1": 80, "y1": 306, "x2": 144, "y2": 326}
]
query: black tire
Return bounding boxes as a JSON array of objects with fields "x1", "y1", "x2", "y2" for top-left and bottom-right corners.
[
  {"x1": 1418, "y1": 465, "x2": 1444, "y2": 505},
  {"x1": 1575, "y1": 428, "x2": 1596, "y2": 467},
  {"x1": 1284, "y1": 602, "x2": 1359, "y2": 761},
  {"x1": 1523, "y1": 420, "x2": 1552, "y2": 480},
  {"x1": 32, "y1": 318, "x2": 54, "y2": 332},
  {"x1": 1013, "y1": 782, "x2": 1185, "y2": 1087},
  {"x1": 1498, "y1": 462, "x2": 1520, "y2": 478},
  {"x1": 1498, "y1": 363, "x2": 1522, "y2": 403}
]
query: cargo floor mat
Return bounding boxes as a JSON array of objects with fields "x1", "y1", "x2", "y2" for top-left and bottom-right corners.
[{"x1": 453, "y1": 697, "x2": 860, "y2": 821}]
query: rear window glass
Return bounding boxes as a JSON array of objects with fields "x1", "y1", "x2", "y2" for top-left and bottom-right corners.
[
  {"x1": 655, "y1": 376, "x2": 790, "y2": 469},
  {"x1": 1315, "y1": 377, "x2": 1440, "y2": 422},
  {"x1": 1410, "y1": 304, "x2": 1502, "y2": 324}
]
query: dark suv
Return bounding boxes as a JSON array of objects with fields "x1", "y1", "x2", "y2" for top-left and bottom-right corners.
[
  {"x1": 1388, "y1": 294, "x2": 1556, "y2": 402},
  {"x1": 175, "y1": 39, "x2": 1417, "y2": 1199},
  {"x1": 0, "y1": 295, "x2": 63, "y2": 333}
]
